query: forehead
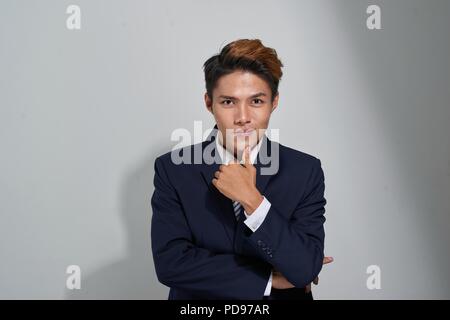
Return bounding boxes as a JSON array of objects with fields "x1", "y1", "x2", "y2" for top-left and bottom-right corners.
[{"x1": 214, "y1": 71, "x2": 271, "y2": 97}]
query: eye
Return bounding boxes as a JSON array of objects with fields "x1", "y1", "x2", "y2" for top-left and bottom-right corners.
[
  {"x1": 252, "y1": 98, "x2": 264, "y2": 104},
  {"x1": 221, "y1": 99, "x2": 233, "y2": 105}
]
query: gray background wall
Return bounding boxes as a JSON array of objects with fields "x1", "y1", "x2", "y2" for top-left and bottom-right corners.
[{"x1": 1, "y1": 0, "x2": 449, "y2": 299}]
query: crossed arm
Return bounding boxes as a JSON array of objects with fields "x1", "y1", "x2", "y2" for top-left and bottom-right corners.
[
  {"x1": 212, "y1": 147, "x2": 329, "y2": 289},
  {"x1": 151, "y1": 157, "x2": 271, "y2": 299},
  {"x1": 151, "y1": 155, "x2": 330, "y2": 299}
]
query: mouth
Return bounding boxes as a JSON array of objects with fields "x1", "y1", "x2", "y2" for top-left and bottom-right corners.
[{"x1": 233, "y1": 129, "x2": 256, "y2": 137}]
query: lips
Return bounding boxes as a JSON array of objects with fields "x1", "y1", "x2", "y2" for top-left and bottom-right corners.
[{"x1": 234, "y1": 129, "x2": 255, "y2": 137}]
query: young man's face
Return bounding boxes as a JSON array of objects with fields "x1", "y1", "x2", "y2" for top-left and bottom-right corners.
[{"x1": 205, "y1": 70, "x2": 279, "y2": 158}]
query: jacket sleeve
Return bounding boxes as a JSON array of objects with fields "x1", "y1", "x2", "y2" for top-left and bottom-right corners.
[
  {"x1": 150, "y1": 156, "x2": 271, "y2": 299},
  {"x1": 238, "y1": 158, "x2": 326, "y2": 288}
]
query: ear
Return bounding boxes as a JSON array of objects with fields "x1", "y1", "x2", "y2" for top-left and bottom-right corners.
[
  {"x1": 271, "y1": 92, "x2": 279, "y2": 113},
  {"x1": 204, "y1": 92, "x2": 213, "y2": 114}
]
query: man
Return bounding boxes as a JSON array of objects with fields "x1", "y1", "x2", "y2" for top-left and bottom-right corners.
[{"x1": 151, "y1": 39, "x2": 331, "y2": 300}]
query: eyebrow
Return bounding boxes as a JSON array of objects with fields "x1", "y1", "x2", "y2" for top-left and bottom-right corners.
[{"x1": 218, "y1": 92, "x2": 267, "y2": 100}]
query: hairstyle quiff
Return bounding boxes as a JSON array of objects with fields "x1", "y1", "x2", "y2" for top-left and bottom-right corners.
[{"x1": 203, "y1": 39, "x2": 284, "y2": 102}]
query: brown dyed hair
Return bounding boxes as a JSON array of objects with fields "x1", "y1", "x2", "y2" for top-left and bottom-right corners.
[{"x1": 203, "y1": 39, "x2": 284, "y2": 102}]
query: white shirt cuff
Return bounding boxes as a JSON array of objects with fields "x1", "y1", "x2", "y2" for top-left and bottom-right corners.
[
  {"x1": 264, "y1": 271, "x2": 273, "y2": 296},
  {"x1": 243, "y1": 196, "x2": 271, "y2": 232}
]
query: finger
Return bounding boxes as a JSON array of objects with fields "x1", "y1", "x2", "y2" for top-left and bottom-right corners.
[
  {"x1": 243, "y1": 145, "x2": 251, "y2": 166},
  {"x1": 323, "y1": 256, "x2": 334, "y2": 265},
  {"x1": 313, "y1": 277, "x2": 319, "y2": 285},
  {"x1": 305, "y1": 284, "x2": 311, "y2": 293},
  {"x1": 214, "y1": 171, "x2": 220, "y2": 179},
  {"x1": 212, "y1": 178, "x2": 218, "y2": 188}
]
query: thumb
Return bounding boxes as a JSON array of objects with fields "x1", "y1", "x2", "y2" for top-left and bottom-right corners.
[
  {"x1": 323, "y1": 256, "x2": 334, "y2": 265},
  {"x1": 243, "y1": 146, "x2": 251, "y2": 166}
]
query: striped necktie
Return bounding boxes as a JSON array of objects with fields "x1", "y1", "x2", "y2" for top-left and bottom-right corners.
[{"x1": 233, "y1": 201, "x2": 244, "y2": 221}]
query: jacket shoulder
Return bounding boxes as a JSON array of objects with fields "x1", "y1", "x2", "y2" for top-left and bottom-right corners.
[
  {"x1": 155, "y1": 141, "x2": 207, "y2": 166},
  {"x1": 278, "y1": 143, "x2": 322, "y2": 167}
]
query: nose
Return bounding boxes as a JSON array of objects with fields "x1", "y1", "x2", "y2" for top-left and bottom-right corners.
[{"x1": 235, "y1": 103, "x2": 251, "y2": 125}]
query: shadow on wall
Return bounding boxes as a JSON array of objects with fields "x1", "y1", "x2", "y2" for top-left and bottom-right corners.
[{"x1": 65, "y1": 143, "x2": 170, "y2": 299}]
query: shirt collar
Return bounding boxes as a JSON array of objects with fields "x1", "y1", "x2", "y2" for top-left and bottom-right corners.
[{"x1": 215, "y1": 131, "x2": 265, "y2": 165}]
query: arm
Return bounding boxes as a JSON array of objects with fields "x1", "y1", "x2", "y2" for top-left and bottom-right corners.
[
  {"x1": 243, "y1": 198, "x2": 273, "y2": 296},
  {"x1": 238, "y1": 159, "x2": 326, "y2": 288},
  {"x1": 150, "y1": 157, "x2": 271, "y2": 299},
  {"x1": 242, "y1": 193, "x2": 332, "y2": 292}
]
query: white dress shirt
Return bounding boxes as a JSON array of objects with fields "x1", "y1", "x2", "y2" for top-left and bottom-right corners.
[{"x1": 215, "y1": 136, "x2": 273, "y2": 296}]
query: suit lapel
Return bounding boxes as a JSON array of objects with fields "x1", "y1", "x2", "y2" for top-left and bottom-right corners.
[
  {"x1": 253, "y1": 135, "x2": 275, "y2": 195},
  {"x1": 199, "y1": 137, "x2": 236, "y2": 245}
]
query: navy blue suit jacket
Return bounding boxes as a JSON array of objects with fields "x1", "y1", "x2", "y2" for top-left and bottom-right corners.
[{"x1": 151, "y1": 130, "x2": 326, "y2": 300}]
